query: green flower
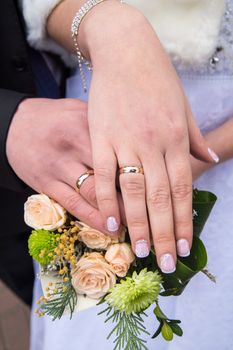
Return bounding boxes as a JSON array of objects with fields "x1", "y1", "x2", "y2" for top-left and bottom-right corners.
[
  {"x1": 28, "y1": 229, "x2": 59, "y2": 265},
  {"x1": 105, "y1": 268, "x2": 162, "y2": 314}
]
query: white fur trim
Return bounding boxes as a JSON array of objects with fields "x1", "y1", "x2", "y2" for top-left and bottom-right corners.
[
  {"x1": 22, "y1": 0, "x2": 76, "y2": 67},
  {"x1": 127, "y1": 0, "x2": 226, "y2": 64}
]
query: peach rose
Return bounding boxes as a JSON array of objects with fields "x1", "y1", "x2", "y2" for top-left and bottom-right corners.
[
  {"x1": 105, "y1": 243, "x2": 135, "y2": 277},
  {"x1": 71, "y1": 252, "x2": 116, "y2": 299},
  {"x1": 76, "y1": 222, "x2": 125, "y2": 250},
  {"x1": 24, "y1": 194, "x2": 66, "y2": 231}
]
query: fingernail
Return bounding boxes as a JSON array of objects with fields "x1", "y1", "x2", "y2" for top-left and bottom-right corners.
[
  {"x1": 177, "y1": 239, "x2": 190, "y2": 257},
  {"x1": 107, "y1": 216, "x2": 119, "y2": 233},
  {"x1": 135, "y1": 240, "x2": 150, "y2": 258},
  {"x1": 208, "y1": 148, "x2": 219, "y2": 163},
  {"x1": 160, "y1": 254, "x2": 176, "y2": 274}
]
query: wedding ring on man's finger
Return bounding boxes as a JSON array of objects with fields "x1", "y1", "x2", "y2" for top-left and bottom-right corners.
[
  {"x1": 119, "y1": 166, "x2": 144, "y2": 175},
  {"x1": 76, "y1": 170, "x2": 94, "y2": 192}
]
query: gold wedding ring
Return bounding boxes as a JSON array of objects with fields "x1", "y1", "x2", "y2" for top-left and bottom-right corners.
[
  {"x1": 76, "y1": 169, "x2": 94, "y2": 192},
  {"x1": 119, "y1": 166, "x2": 144, "y2": 175}
]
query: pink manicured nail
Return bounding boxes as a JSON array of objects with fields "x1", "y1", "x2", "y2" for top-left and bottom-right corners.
[
  {"x1": 107, "y1": 216, "x2": 119, "y2": 233},
  {"x1": 208, "y1": 148, "x2": 219, "y2": 163},
  {"x1": 135, "y1": 240, "x2": 150, "y2": 258},
  {"x1": 177, "y1": 239, "x2": 190, "y2": 257},
  {"x1": 160, "y1": 254, "x2": 176, "y2": 274}
]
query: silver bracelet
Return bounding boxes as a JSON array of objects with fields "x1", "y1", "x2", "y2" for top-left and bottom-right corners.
[{"x1": 71, "y1": 0, "x2": 124, "y2": 92}]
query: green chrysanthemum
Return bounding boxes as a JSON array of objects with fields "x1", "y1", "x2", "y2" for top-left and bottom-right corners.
[
  {"x1": 28, "y1": 229, "x2": 59, "y2": 265},
  {"x1": 105, "y1": 268, "x2": 162, "y2": 314}
]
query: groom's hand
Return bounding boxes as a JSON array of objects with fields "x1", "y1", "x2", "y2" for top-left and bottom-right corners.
[{"x1": 6, "y1": 98, "x2": 108, "y2": 232}]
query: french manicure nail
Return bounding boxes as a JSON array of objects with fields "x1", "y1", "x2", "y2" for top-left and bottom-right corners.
[
  {"x1": 208, "y1": 148, "x2": 219, "y2": 163},
  {"x1": 177, "y1": 239, "x2": 190, "y2": 257},
  {"x1": 160, "y1": 254, "x2": 176, "y2": 274},
  {"x1": 107, "y1": 216, "x2": 119, "y2": 233},
  {"x1": 135, "y1": 240, "x2": 150, "y2": 258}
]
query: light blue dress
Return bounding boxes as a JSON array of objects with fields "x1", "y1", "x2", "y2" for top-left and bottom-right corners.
[{"x1": 31, "y1": 2, "x2": 233, "y2": 349}]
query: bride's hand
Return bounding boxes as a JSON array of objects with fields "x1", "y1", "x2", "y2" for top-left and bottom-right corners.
[
  {"x1": 47, "y1": 0, "x2": 218, "y2": 273},
  {"x1": 86, "y1": 3, "x2": 218, "y2": 272}
]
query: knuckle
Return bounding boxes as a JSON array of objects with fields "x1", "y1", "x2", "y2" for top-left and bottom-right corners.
[
  {"x1": 97, "y1": 194, "x2": 115, "y2": 206},
  {"x1": 96, "y1": 188, "x2": 115, "y2": 206},
  {"x1": 63, "y1": 98, "x2": 86, "y2": 112},
  {"x1": 154, "y1": 234, "x2": 174, "y2": 246},
  {"x1": 172, "y1": 183, "x2": 192, "y2": 200},
  {"x1": 63, "y1": 193, "x2": 80, "y2": 213},
  {"x1": 128, "y1": 220, "x2": 148, "y2": 231},
  {"x1": 86, "y1": 208, "x2": 97, "y2": 223},
  {"x1": 140, "y1": 124, "x2": 156, "y2": 142},
  {"x1": 148, "y1": 187, "x2": 171, "y2": 211},
  {"x1": 170, "y1": 125, "x2": 187, "y2": 145},
  {"x1": 53, "y1": 128, "x2": 74, "y2": 151},
  {"x1": 176, "y1": 216, "x2": 193, "y2": 230},
  {"x1": 95, "y1": 167, "x2": 114, "y2": 183},
  {"x1": 85, "y1": 185, "x2": 97, "y2": 204},
  {"x1": 121, "y1": 178, "x2": 145, "y2": 197}
]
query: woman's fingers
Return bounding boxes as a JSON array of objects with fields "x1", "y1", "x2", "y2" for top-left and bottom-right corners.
[
  {"x1": 119, "y1": 167, "x2": 150, "y2": 258},
  {"x1": 186, "y1": 101, "x2": 220, "y2": 163},
  {"x1": 44, "y1": 181, "x2": 106, "y2": 232},
  {"x1": 93, "y1": 143, "x2": 121, "y2": 234},
  {"x1": 144, "y1": 155, "x2": 176, "y2": 273},
  {"x1": 166, "y1": 148, "x2": 193, "y2": 258}
]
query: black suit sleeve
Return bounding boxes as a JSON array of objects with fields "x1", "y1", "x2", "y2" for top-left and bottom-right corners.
[{"x1": 0, "y1": 89, "x2": 31, "y2": 192}]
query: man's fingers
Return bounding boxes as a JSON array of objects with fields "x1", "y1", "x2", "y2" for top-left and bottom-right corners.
[
  {"x1": 55, "y1": 159, "x2": 98, "y2": 209},
  {"x1": 44, "y1": 180, "x2": 107, "y2": 233}
]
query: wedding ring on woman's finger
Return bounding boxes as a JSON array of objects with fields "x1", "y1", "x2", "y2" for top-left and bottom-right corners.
[
  {"x1": 119, "y1": 166, "x2": 144, "y2": 175},
  {"x1": 76, "y1": 169, "x2": 94, "y2": 192}
]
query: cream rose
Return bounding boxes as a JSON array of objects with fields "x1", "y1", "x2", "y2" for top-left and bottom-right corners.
[
  {"x1": 24, "y1": 194, "x2": 66, "y2": 230},
  {"x1": 71, "y1": 252, "x2": 116, "y2": 299},
  {"x1": 76, "y1": 222, "x2": 125, "y2": 250},
  {"x1": 105, "y1": 243, "x2": 135, "y2": 277}
]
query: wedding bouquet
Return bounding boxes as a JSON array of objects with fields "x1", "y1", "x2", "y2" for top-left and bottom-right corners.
[{"x1": 25, "y1": 189, "x2": 216, "y2": 350}]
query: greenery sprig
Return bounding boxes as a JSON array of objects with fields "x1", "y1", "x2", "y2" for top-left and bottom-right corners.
[
  {"x1": 152, "y1": 303, "x2": 183, "y2": 341},
  {"x1": 99, "y1": 306, "x2": 150, "y2": 350},
  {"x1": 39, "y1": 281, "x2": 77, "y2": 321}
]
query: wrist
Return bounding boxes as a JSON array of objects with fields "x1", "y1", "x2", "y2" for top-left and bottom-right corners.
[
  {"x1": 78, "y1": 1, "x2": 151, "y2": 63},
  {"x1": 47, "y1": 0, "x2": 156, "y2": 67}
]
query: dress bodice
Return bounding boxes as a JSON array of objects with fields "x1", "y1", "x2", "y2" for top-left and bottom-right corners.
[{"x1": 177, "y1": 0, "x2": 233, "y2": 134}]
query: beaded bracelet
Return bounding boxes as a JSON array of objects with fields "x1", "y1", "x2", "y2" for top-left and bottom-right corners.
[{"x1": 71, "y1": 0, "x2": 124, "y2": 92}]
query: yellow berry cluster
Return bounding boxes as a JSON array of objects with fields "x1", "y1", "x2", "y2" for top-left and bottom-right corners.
[
  {"x1": 35, "y1": 295, "x2": 48, "y2": 317},
  {"x1": 35, "y1": 282, "x2": 61, "y2": 317},
  {"x1": 53, "y1": 221, "x2": 80, "y2": 278}
]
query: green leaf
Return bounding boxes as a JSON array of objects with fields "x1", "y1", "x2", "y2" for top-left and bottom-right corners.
[
  {"x1": 160, "y1": 235, "x2": 207, "y2": 295},
  {"x1": 169, "y1": 322, "x2": 183, "y2": 337},
  {"x1": 152, "y1": 190, "x2": 217, "y2": 297},
  {"x1": 169, "y1": 319, "x2": 181, "y2": 324},
  {"x1": 161, "y1": 322, "x2": 173, "y2": 341},
  {"x1": 151, "y1": 322, "x2": 163, "y2": 339},
  {"x1": 153, "y1": 306, "x2": 167, "y2": 320},
  {"x1": 193, "y1": 189, "x2": 217, "y2": 237}
]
